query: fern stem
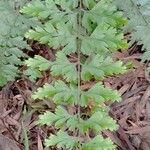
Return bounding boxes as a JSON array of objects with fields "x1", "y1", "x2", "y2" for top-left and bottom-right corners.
[{"x1": 76, "y1": 0, "x2": 83, "y2": 149}]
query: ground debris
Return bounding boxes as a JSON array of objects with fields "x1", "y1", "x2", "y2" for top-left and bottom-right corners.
[{"x1": 0, "y1": 134, "x2": 20, "y2": 150}]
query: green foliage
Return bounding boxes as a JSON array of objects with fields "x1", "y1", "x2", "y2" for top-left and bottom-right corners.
[
  {"x1": 21, "y1": 0, "x2": 128, "y2": 149},
  {"x1": 33, "y1": 81, "x2": 121, "y2": 106},
  {"x1": 82, "y1": 135, "x2": 116, "y2": 150},
  {"x1": 115, "y1": 0, "x2": 150, "y2": 72},
  {"x1": 81, "y1": 54, "x2": 126, "y2": 81},
  {"x1": 37, "y1": 106, "x2": 79, "y2": 130},
  {"x1": 0, "y1": 0, "x2": 38, "y2": 86},
  {"x1": 21, "y1": 0, "x2": 128, "y2": 55},
  {"x1": 32, "y1": 80, "x2": 78, "y2": 105},
  {"x1": 45, "y1": 131, "x2": 79, "y2": 149},
  {"x1": 24, "y1": 55, "x2": 51, "y2": 81},
  {"x1": 51, "y1": 52, "x2": 77, "y2": 82}
]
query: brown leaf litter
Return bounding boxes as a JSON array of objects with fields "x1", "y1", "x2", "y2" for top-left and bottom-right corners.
[{"x1": 104, "y1": 46, "x2": 150, "y2": 150}]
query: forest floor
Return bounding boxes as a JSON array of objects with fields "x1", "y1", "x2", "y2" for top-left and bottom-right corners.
[{"x1": 0, "y1": 42, "x2": 150, "y2": 150}]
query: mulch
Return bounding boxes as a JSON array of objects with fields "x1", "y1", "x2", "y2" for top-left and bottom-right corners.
[{"x1": 0, "y1": 43, "x2": 150, "y2": 150}]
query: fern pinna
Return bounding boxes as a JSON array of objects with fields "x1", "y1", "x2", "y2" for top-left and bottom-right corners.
[
  {"x1": 115, "y1": 0, "x2": 150, "y2": 72},
  {"x1": 21, "y1": 0, "x2": 128, "y2": 149},
  {"x1": 0, "y1": 0, "x2": 38, "y2": 86}
]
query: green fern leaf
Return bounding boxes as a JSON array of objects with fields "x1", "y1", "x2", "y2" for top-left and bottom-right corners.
[
  {"x1": 115, "y1": 0, "x2": 150, "y2": 71},
  {"x1": 22, "y1": 0, "x2": 128, "y2": 149},
  {"x1": 51, "y1": 52, "x2": 77, "y2": 82},
  {"x1": 45, "y1": 131, "x2": 79, "y2": 149},
  {"x1": 24, "y1": 68, "x2": 42, "y2": 81},
  {"x1": 0, "y1": 0, "x2": 38, "y2": 86},
  {"x1": 33, "y1": 80, "x2": 78, "y2": 105},
  {"x1": 82, "y1": 0, "x2": 127, "y2": 33},
  {"x1": 37, "y1": 106, "x2": 79, "y2": 130},
  {"x1": 82, "y1": 135, "x2": 116, "y2": 150},
  {"x1": 81, "y1": 83, "x2": 121, "y2": 106},
  {"x1": 22, "y1": 0, "x2": 128, "y2": 56},
  {"x1": 25, "y1": 55, "x2": 51, "y2": 71},
  {"x1": 0, "y1": 65, "x2": 18, "y2": 85},
  {"x1": 24, "y1": 55, "x2": 51, "y2": 80},
  {"x1": 32, "y1": 83, "x2": 56, "y2": 100},
  {"x1": 20, "y1": 0, "x2": 46, "y2": 18},
  {"x1": 87, "y1": 110, "x2": 118, "y2": 132},
  {"x1": 81, "y1": 54, "x2": 126, "y2": 81},
  {"x1": 25, "y1": 21, "x2": 77, "y2": 53},
  {"x1": 81, "y1": 24, "x2": 128, "y2": 55}
]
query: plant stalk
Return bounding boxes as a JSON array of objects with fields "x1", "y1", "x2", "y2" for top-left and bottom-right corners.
[{"x1": 76, "y1": 0, "x2": 82, "y2": 149}]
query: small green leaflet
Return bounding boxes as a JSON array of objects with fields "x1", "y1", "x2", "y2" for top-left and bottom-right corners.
[
  {"x1": 32, "y1": 83, "x2": 56, "y2": 100},
  {"x1": 33, "y1": 80, "x2": 78, "y2": 104},
  {"x1": 37, "y1": 106, "x2": 78, "y2": 130},
  {"x1": 81, "y1": 82, "x2": 121, "y2": 106},
  {"x1": 25, "y1": 52, "x2": 77, "y2": 82},
  {"x1": 51, "y1": 51, "x2": 77, "y2": 82},
  {"x1": 20, "y1": 0, "x2": 57, "y2": 19},
  {"x1": 0, "y1": 65, "x2": 18, "y2": 85},
  {"x1": 55, "y1": 0, "x2": 78, "y2": 10},
  {"x1": 86, "y1": 111, "x2": 118, "y2": 132},
  {"x1": 45, "y1": 131, "x2": 79, "y2": 149},
  {"x1": 82, "y1": 0, "x2": 127, "y2": 33},
  {"x1": 25, "y1": 55, "x2": 51, "y2": 71},
  {"x1": 81, "y1": 135, "x2": 116, "y2": 150},
  {"x1": 25, "y1": 21, "x2": 77, "y2": 54},
  {"x1": 24, "y1": 68, "x2": 42, "y2": 81},
  {"x1": 24, "y1": 55, "x2": 51, "y2": 81},
  {"x1": 21, "y1": 0, "x2": 78, "y2": 19},
  {"x1": 81, "y1": 24, "x2": 128, "y2": 55},
  {"x1": 81, "y1": 54, "x2": 126, "y2": 81}
]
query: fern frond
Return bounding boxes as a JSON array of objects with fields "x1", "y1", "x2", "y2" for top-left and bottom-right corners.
[
  {"x1": 115, "y1": 0, "x2": 150, "y2": 71},
  {"x1": 24, "y1": 55, "x2": 51, "y2": 81},
  {"x1": 22, "y1": 0, "x2": 128, "y2": 149},
  {"x1": 21, "y1": 0, "x2": 128, "y2": 55},
  {"x1": 0, "y1": 0, "x2": 38, "y2": 86}
]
